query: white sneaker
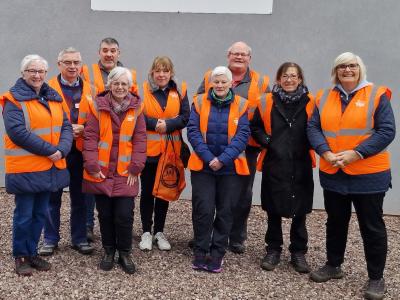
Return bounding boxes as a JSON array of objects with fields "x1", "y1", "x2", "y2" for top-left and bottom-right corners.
[
  {"x1": 154, "y1": 232, "x2": 171, "y2": 251},
  {"x1": 139, "y1": 232, "x2": 153, "y2": 251}
]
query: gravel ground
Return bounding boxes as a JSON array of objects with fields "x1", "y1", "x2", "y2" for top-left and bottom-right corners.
[{"x1": 0, "y1": 190, "x2": 398, "y2": 300}]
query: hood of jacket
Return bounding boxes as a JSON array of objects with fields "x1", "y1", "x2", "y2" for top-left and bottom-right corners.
[{"x1": 9, "y1": 78, "x2": 62, "y2": 102}]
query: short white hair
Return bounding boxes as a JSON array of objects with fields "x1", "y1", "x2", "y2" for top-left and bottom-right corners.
[
  {"x1": 106, "y1": 67, "x2": 132, "y2": 89},
  {"x1": 331, "y1": 52, "x2": 367, "y2": 85},
  {"x1": 57, "y1": 47, "x2": 81, "y2": 62},
  {"x1": 20, "y1": 54, "x2": 48, "y2": 73},
  {"x1": 227, "y1": 41, "x2": 252, "y2": 56},
  {"x1": 211, "y1": 66, "x2": 233, "y2": 82}
]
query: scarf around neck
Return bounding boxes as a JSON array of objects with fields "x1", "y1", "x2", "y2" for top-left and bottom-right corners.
[{"x1": 272, "y1": 84, "x2": 308, "y2": 104}]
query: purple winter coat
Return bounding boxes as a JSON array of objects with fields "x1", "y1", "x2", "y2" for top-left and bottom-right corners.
[{"x1": 82, "y1": 92, "x2": 146, "y2": 197}]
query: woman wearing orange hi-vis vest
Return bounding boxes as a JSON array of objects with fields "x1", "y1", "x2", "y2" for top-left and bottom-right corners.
[
  {"x1": 251, "y1": 62, "x2": 315, "y2": 274},
  {"x1": 188, "y1": 66, "x2": 250, "y2": 273},
  {"x1": 307, "y1": 52, "x2": 395, "y2": 300},
  {"x1": 1, "y1": 55, "x2": 73, "y2": 276},
  {"x1": 82, "y1": 67, "x2": 146, "y2": 274},
  {"x1": 139, "y1": 56, "x2": 190, "y2": 252}
]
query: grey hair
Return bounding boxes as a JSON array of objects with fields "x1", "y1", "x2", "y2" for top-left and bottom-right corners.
[
  {"x1": 57, "y1": 47, "x2": 81, "y2": 62},
  {"x1": 106, "y1": 67, "x2": 132, "y2": 89},
  {"x1": 20, "y1": 54, "x2": 48, "y2": 73},
  {"x1": 227, "y1": 41, "x2": 252, "y2": 56},
  {"x1": 331, "y1": 52, "x2": 367, "y2": 85},
  {"x1": 211, "y1": 66, "x2": 233, "y2": 82}
]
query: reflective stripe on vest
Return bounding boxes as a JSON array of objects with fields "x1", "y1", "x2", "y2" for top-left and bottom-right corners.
[
  {"x1": 188, "y1": 93, "x2": 250, "y2": 175},
  {"x1": 83, "y1": 64, "x2": 138, "y2": 94},
  {"x1": 317, "y1": 85, "x2": 391, "y2": 175},
  {"x1": 142, "y1": 81, "x2": 183, "y2": 156},
  {"x1": 2, "y1": 92, "x2": 67, "y2": 173},
  {"x1": 48, "y1": 76, "x2": 96, "y2": 151},
  {"x1": 83, "y1": 101, "x2": 143, "y2": 182}
]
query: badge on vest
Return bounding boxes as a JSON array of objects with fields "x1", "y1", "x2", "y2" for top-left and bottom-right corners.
[
  {"x1": 169, "y1": 91, "x2": 179, "y2": 99},
  {"x1": 127, "y1": 115, "x2": 134, "y2": 121},
  {"x1": 233, "y1": 118, "x2": 239, "y2": 125},
  {"x1": 75, "y1": 103, "x2": 80, "y2": 109},
  {"x1": 355, "y1": 100, "x2": 365, "y2": 107}
]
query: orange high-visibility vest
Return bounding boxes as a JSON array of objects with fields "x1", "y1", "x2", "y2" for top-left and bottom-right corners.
[
  {"x1": 1, "y1": 92, "x2": 67, "y2": 174},
  {"x1": 142, "y1": 81, "x2": 187, "y2": 157},
  {"x1": 202, "y1": 69, "x2": 269, "y2": 147},
  {"x1": 81, "y1": 63, "x2": 138, "y2": 94},
  {"x1": 256, "y1": 92, "x2": 316, "y2": 171},
  {"x1": 188, "y1": 93, "x2": 250, "y2": 175},
  {"x1": 317, "y1": 84, "x2": 391, "y2": 175},
  {"x1": 48, "y1": 76, "x2": 96, "y2": 151},
  {"x1": 83, "y1": 101, "x2": 144, "y2": 182}
]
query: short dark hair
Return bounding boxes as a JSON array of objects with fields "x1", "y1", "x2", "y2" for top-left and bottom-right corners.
[
  {"x1": 99, "y1": 37, "x2": 119, "y2": 49},
  {"x1": 275, "y1": 62, "x2": 305, "y2": 85}
]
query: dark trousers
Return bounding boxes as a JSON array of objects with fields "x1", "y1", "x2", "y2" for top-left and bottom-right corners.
[
  {"x1": 324, "y1": 190, "x2": 387, "y2": 280},
  {"x1": 43, "y1": 148, "x2": 90, "y2": 245},
  {"x1": 230, "y1": 147, "x2": 259, "y2": 244},
  {"x1": 265, "y1": 213, "x2": 308, "y2": 254},
  {"x1": 140, "y1": 162, "x2": 169, "y2": 234},
  {"x1": 95, "y1": 195, "x2": 135, "y2": 251},
  {"x1": 191, "y1": 171, "x2": 242, "y2": 258}
]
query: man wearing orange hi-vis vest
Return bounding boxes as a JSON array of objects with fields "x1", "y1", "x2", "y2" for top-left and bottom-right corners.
[
  {"x1": 81, "y1": 37, "x2": 138, "y2": 239},
  {"x1": 39, "y1": 48, "x2": 96, "y2": 257},
  {"x1": 195, "y1": 41, "x2": 270, "y2": 254}
]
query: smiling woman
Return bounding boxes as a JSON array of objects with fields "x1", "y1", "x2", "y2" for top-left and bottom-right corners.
[{"x1": 307, "y1": 52, "x2": 396, "y2": 299}]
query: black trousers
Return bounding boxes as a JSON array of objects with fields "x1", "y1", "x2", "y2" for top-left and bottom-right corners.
[
  {"x1": 95, "y1": 195, "x2": 135, "y2": 251},
  {"x1": 140, "y1": 161, "x2": 169, "y2": 234},
  {"x1": 191, "y1": 171, "x2": 242, "y2": 258},
  {"x1": 265, "y1": 213, "x2": 308, "y2": 254},
  {"x1": 230, "y1": 147, "x2": 259, "y2": 244},
  {"x1": 324, "y1": 190, "x2": 387, "y2": 280}
]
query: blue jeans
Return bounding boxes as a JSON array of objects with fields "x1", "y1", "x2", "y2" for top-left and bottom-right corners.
[{"x1": 13, "y1": 192, "x2": 50, "y2": 257}]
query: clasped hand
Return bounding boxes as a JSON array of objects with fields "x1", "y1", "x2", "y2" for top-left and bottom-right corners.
[
  {"x1": 155, "y1": 119, "x2": 167, "y2": 134},
  {"x1": 322, "y1": 150, "x2": 361, "y2": 168},
  {"x1": 209, "y1": 157, "x2": 223, "y2": 171}
]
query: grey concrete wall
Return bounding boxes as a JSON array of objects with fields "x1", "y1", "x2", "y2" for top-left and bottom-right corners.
[{"x1": 0, "y1": 0, "x2": 399, "y2": 214}]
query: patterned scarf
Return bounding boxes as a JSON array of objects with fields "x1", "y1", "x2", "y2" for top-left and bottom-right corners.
[
  {"x1": 211, "y1": 89, "x2": 233, "y2": 106},
  {"x1": 272, "y1": 84, "x2": 308, "y2": 104},
  {"x1": 110, "y1": 93, "x2": 131, "y2": 114}
]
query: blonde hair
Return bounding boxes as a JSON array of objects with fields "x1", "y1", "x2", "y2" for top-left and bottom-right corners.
[{"x1": 149, "y1": 56, "x2": 175, "y2": 78}]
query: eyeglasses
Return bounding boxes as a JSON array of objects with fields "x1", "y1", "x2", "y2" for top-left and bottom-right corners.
[
  {"x1": 60, "y1": 60, "x2": 82, "y2": 66},
  {"x1": 111, "y1": 81, "x2": 129, "y2": 87},
  {"x1": 281, "y1": 74, "x2": 299, "y2": 81},
  {"x1": 24, "y1": 69, "x2": 47, "y2": 75},
  {"x1": 229, "y1": 52, "x2": 250, "y2": 58},
  {"x1": 337, "y1": 63, "x2": 359, "y2": 71}
]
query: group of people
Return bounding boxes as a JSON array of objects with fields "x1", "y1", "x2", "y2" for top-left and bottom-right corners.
[{"x1": 0, "y1": 38, "x2": 395, "y2": 300}]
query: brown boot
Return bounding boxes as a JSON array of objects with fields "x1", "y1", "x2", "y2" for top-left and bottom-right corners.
[{"x1": 15, "y1": 257, "x2": 33, "y2": 276}]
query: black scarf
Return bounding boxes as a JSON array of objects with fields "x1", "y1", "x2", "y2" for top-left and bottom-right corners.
[{"x1": 272, "y1": 84, "x2": 308, "y2": 104}]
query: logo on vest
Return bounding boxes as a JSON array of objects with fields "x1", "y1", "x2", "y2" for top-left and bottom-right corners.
[
  {"x1": 169, "y1": 91, "x2": 179, "y2": 99},
  {"x1": 126, "y1": 115, "x2": 134, "y2": 121},
  {"x1": 233, "y1": 118, "x2": 239, "y2": 125},
  {"x1": 355, "y1": 100, "x2": 365, "y2": 107}
]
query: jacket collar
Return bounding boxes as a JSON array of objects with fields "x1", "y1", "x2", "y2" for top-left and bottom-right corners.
[{"x1": 10, "y1": 78, "x2": 62, "y2": 102}]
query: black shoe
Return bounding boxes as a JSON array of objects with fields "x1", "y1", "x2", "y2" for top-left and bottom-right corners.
[
  {"x1": 72, "y1": 242, "x2": 94, "y2": 255},
  {"x1": 29, "y1": 256, "x2": 51, "y2": 271},
  {"x1": 229, "y1": 242, "x2": 245, "y2": 254},
  {"x1": 99, "y1": 247, "x2": 115, "y2": 271},
  {"x1": 118, "y1": 251, "x2": 136, "y2": 274},
  {"x1": 310, "y1": 264, "x2": 344, "y2": 283},
  {"x1": 364, "y1": 278, "x2": 385, "y2": 300},
  {"x1": 260, "y1": 251, "x2": 281, "y2": 271},
  {"x1": 87, "y1": 227, "x2": 95, "y2": 243},
  {"x1": 15, "y1": 257, "x2": 33, "y2": 276},
  {"x1": 290, "y1": 252, "x2": 310, "y2": 274}
]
